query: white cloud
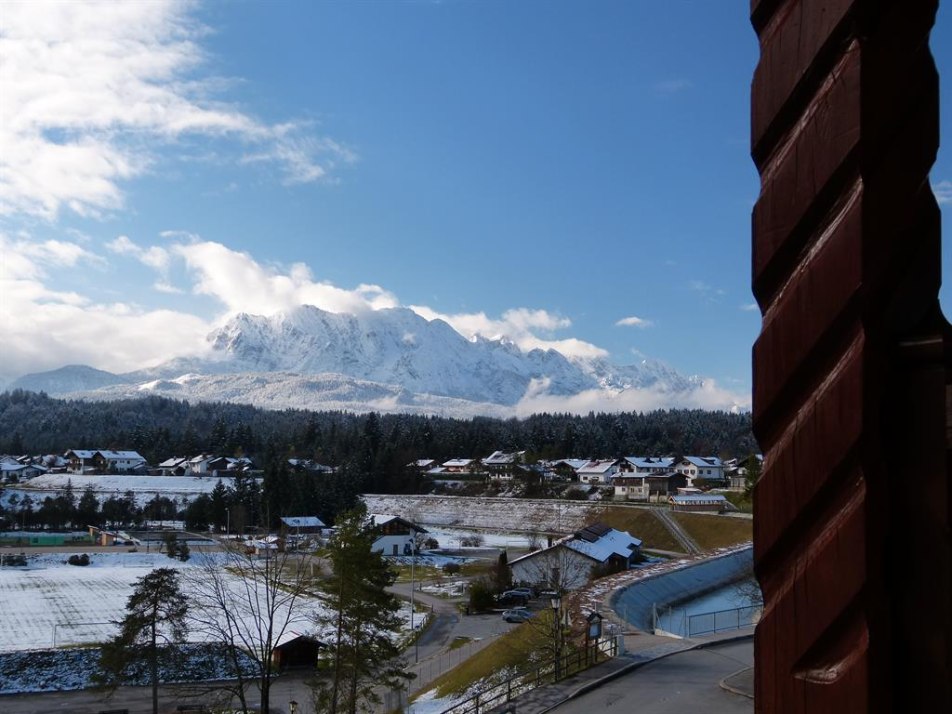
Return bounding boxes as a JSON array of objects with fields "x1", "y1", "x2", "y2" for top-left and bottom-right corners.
[
  {"x1": 0, "y1": 0, "x2": 352, "y2": 220},
  {"x1": 110, "y1": 237, "x2": 605, "y2": 360},
  {"x1": 933, "y1": 180, "x2": 952, "y2": 205},
  {"x1": 740, "y1": 303, "x2": 759, "y2": 312},
  {"x1": 410, "y1": 305, "x2": 607, "y2": 360},
  {"x1": 616, "y1": 315, "x2": 653, "y2": 328},
  {"x1": 106, "y1": 235, "x2": 173, "y2": 290},
  {"x1": 173, "y1": 240, "x2": 399, "y2": 316},
  {"x1": 0, "y1": 233, "x2": 211, "y2": 381}
]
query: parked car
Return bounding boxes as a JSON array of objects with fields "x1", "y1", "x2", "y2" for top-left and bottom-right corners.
[
  {"x1": 495, "y1": 592, "x2": 528, "y2": 607},
  {"x1": 508, "y1": 587, "x2": 535, "y2": 599},
  {"x1": 502, "y1": 609, "x2": 534, "y2": 623}
]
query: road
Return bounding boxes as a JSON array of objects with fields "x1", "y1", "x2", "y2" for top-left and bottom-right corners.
[{"x1": 548, "y1": 639, "x2": 753, "y2": 714}]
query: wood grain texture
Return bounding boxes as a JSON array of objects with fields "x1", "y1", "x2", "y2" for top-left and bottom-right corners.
[{"x1": 750, "y1": 1, "x2": 950, "y2": 711}]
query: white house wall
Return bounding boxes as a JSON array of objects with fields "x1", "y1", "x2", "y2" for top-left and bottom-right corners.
[
  {"x1": 372, "y1": 534, "x2": 416, "y2": 557},
  {"x1": 510, "y1": 546, "x2": 595, "y2": 592}
]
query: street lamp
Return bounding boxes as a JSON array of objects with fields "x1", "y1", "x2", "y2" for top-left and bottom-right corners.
[
  {"x1": 410, "y1": 538, "x2": 419, "y2": 662},
  {"x1": 225, "y1": 508, "x2": 230, "y2": 538},
  {"x1": 289, "y1": 700, "x2": 298, "y2": 714},
  {"x1": 550, "y1": 595, "x2": 562, "y2": 681}
]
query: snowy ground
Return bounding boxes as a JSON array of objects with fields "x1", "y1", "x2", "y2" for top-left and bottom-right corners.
[
  {"x1": 0, "y1": 551, "x2": 346, "y2": 652},
  {"x1": 0, "y1": 552, "x2": 194, "y2": 651},
  {"x1": 6, "y1": 473, "x2": 236, "y2": 508}
]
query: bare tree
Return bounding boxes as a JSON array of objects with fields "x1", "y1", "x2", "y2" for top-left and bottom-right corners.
[{"x1": 187, "y1": 542, "x2": 313, "y2": 714}]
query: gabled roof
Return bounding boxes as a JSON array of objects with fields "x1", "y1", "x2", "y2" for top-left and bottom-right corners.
[
  {"x1": 368, "y1": 513, "x2": 428, "y2": 534},
  {"x1": 565, "y1": 525, "x2": 642, "y2": 562},
  {"x1": 510, "y1": 522, "x2": 642, "y2": 566},
  {"x1": 66, "y1": 449, "x2": 97, "y2": 459},
  {"x1": 554, "y1": 459, "x2": 590, "y2": 471},
  {"x1": 624, "y1": 456, "x2": 676, "y2": 470},
  {"x1": 482, "y1": 450, "x2": 524, "y2": 465},
  {"x1": 409, "y1": 459, "x2": 435, "y2": 468},
  {"x1": 280, "y1": 516, "x2": 326, "y2": 529},
  {"x1": 680, "y1": 456, "x2": 724, "y2": 468},
  {"x1": 97, "y1": 450, "x2": 146, "y2": 461},
  {"x1": 442, "y1": 458, "x2": 474, "y2": 468},
  {"x1": 577, "y1": 459, "x2": 620, "y2": 474},
  {"x1": 158, "y1": 457, "x2": 189, "y2": 468}
]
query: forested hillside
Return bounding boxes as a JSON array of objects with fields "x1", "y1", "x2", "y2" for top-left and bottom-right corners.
[{"x1": 0, "y1": 390, "x2": 757, "y2": 468}]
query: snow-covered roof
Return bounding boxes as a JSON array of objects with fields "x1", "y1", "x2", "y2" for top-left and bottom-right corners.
[
  {"x1": 280, "y1": 516, "x2": 326, "y2": 529},
  {"x1": 442, "y1": 458, "x2": 474, "y2": 468},
  {"x1": 679, "y1": 456, "x2": 723, "y2": 468},
  {"x1": 66, "y1": 450, "x2": 97, "y2": 459},
  {"x1": 482, "y1": 450, "x2": 524, "y2": 465},
  {"x1": 577, "y1": 459, "x2": 619, "y2": 474},
  {"x1": 369, "y1": 513, "x2": 427, "y2": 533},
  {"x1": 565, "y1": 526, "x2": 642, "y2": 562},
  {"x1": 158, "y1": 457, "x2": 189, "y2": 468},
  {"x1": 555, "y1": 459, "x2": 590, "y2": 471},
  {"x1": 624, "y1": 457, "x2": 675, "y2": 470},
  {"x1": 97, "y1": 450, "x2": 146, "y2": 461},
  {"x1": 510, "y1": 522, "x2": 641, "y2": 566},
  {"x1": 410, "y1": 459, "x2": 435, "y2": 468}
]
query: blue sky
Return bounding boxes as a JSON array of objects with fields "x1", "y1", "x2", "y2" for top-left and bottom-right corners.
[{"x1": 2, "y1": 0, "x2": 951, "y2": 410}]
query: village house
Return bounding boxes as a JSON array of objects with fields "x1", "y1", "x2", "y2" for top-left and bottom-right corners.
[
  {"x1": 368, "y1": 513, "x2": 428, "y2": 556},
  {"x1": 674, "y1": 456, "x2": 727, "y2": 487},
  {"x1": 576, "y1": 459, "x2": 622, "y2": 484},
  {"x1": 0, "y1": 461, "x2": 45, "y2": 482},
  {"x1": 481, "y1": 450, "x2": 525, "y2": 481},
  {"x1": 187, "y1": 454, "x2": 215, "y2": 475},
  {"x1": 157, "y1": 456, "x2": 190, "y2": 476},
  {"x1": 509, "y1": 522, "x2": 643, "y2": 592},
  {"x1": 622, "y1": 456, "x2": 676, "y2": 474},
  {"x1": 279, "y1": 516, "x2": 326, "y2": 535},
  {"x1": 440, "y1": 458, "x2": 477, "y2": 474},
  {"x1": 644, "y1": 471, "x2": 689, "y2": 500},
  {"x1": 611, "y1": 474, "x2": 649, "y2": 502},
  {"x1": 669, "y1": 493, "x2": 730, "y2": 513},
  {"x1": 65, "y1": 449, "x2": 147, "y2": 474}
]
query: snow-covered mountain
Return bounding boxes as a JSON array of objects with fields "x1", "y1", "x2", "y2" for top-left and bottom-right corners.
[{"x1": 9, "y1": 305, "x2": 714, "y2": 415}]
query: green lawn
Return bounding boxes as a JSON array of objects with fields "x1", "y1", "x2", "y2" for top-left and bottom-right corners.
[
  {"x1": 670, "y1": 512, "x2": 753, "y2": 550},
  {"x1": 593, "y1": 507, "x2": 682, "y2": 552}
]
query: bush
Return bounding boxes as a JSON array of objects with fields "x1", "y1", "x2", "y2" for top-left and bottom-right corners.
[
  {"x1": 424, "y1": 537, "x2": 440, "y2": 550},
  {"x1": 443, "y1": 562, "x2": 461, "y2": 575},
  {"x1": 1, "y1": 554, "x2": 27, "y2": 567},
  {"x1": 562, "y1": 487, "x2": 588, "y2": 501},
  {"x1": 460, "y1": 534, "x2": 484, "y2": 547},
  {"x1": 467, "y1": 578, "x2": 496, "y2": 613},
  {"x1": 67, "y1": 553, "x2": 90, "y2": 566}
]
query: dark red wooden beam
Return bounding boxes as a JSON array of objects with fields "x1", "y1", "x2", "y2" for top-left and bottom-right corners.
[{"x1": 750, "y1": 1, "x2": 950, "y2": 711}]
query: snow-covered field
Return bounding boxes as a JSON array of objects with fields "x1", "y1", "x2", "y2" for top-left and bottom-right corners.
[
  {"x1": 0, "y1": 551, "x2": 342, "y2": 653},
  {"x1": 7, "y1": 473, "x2": 236, "y2": 508},
  {"x1": 0, "y1": 552, "x2": 192, "y2": 650}
]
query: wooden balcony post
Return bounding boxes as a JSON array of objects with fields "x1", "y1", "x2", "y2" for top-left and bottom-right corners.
[{"x1": 750, "y1": 1, "x2": 950, "y2": 711}]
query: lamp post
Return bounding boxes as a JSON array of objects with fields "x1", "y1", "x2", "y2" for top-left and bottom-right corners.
[
  {"x1": 551, "y1": 595, "x2": 562, "y2": 681},
  {"x1": 225, "y1": 508, "x2": 230, "y2": 538},
  {"x1": 410, "y1": 538, "x2": 419, "y2": 662},
  {"x1": 289, "y1": 700, "x2": 298, "y2": 714}
]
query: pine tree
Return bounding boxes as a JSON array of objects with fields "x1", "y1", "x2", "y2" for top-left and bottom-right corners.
[
  {"x1": 313, "y1": 506, "x2": 414, "y2": 713},
  {"x1": 99, "y1": 568, "x2": 188, "y2": 714}
]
